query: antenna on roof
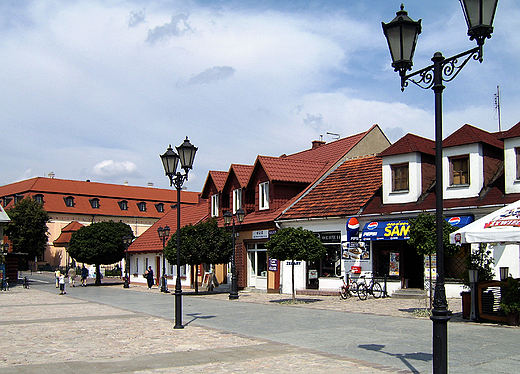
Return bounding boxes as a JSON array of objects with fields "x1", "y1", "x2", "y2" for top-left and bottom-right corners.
[
  {"x1": 494, "y1": 85, "x2": 501, "y2": 132},
  {"x1": 326, "y1": 132, "x2": 340, "y2": 140}
]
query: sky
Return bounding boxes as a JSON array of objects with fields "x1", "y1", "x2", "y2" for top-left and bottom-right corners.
[{"x1": 1, "y1": 0, "x2": 519, "y2": 193}]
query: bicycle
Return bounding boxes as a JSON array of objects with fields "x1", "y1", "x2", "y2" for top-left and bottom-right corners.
[
  {"x1": 357, "y1": 275, "x2": 383, "y2": 300},
  {"x1": 339, "y1": 273, "x2": 358, "y2": 299}
]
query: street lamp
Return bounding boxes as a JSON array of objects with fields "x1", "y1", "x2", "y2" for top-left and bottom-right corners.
[
  {"x1": 157, "y1": 225, "x2": 171, "y2": 293},
  {"x1": 383, "y1": 2, "x2": 498, "y2": 373},
  {"x1": 223, "y1": 208, "x2": 245, "y2": 300},
  {"x1": 160, "y1": 137, "x2": 198, "y2": 329},
  {"x1": 122, "y1": 235, "x2": 133, "y2": 289}
]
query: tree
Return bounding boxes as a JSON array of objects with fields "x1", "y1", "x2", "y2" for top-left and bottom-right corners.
[
  {"x1": 68, "y1": 221, "x2": 134, "y2": 285},
  {"x1": 164, "y1": 218, "x2": 231, "y2": 293},
  {"x1": 266, "y1": 227, "x2": 327, "y2": 301},
  {"x1": 5, "y1": 197, "x2": 50, "y2": 260}
]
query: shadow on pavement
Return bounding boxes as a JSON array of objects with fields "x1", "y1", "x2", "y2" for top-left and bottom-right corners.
[{"x1": 359, "y1": 343, "x2": 431, "y2": 374}]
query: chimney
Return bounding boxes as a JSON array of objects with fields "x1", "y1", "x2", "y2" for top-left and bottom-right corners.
[
  {"x1": 147, "y1": 182, "x2": 154, "y2": 188},
  {"x1": 312, "y1": 140, "x2": 325, "y2": 149},
  {"x1": 47, "y1": 172, "x2": 55, "y2": 179}
]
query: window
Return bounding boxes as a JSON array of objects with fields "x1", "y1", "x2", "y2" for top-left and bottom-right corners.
[
  {"x1": 64, "y1": 196, "x2": 75, "y2": 207},
  {"x1": 137, "y1": 202, "x2": 147, "y2": 212},
  {"x1": 450, "y1": 156, "x2": 469, "y2": 185},
  {"x1": 259, "y1": 182, "x2": 269, "y2": 210},
  {"x1": 233, "y1": 188, "x2": 242, "y2": 213},
  {"x1": 3, "y1": 196, "x2": 12, "y2": 207},
  {"x1": 14, "y1": 194, "x2": 24, "y2": 204},
  {"x1": 516, "y1": 148, "x2": 520, "y2": 180},
  {"x1": 118, "y1": 200, "x2": 128, "y2": 210},
  {"x1": 89, "y1": 198, "x2": 100, "y2": 209},
  {"x1": 33, "y1": 194, "x2": 44, "y2": 204},
  {"x1": 211, "y1": 194, "x2": 219, "y2": 217},
  {"x1": 155, "y1": 203, "x2": 164, "y2": 213},
  {"x1": 391, "y1": 163, "x2": 409, "y2": 192}
]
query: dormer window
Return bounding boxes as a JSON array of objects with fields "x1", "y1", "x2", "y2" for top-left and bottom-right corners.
[
  {"x1": 515, "y1": 147, "x2": 520, "y2": 180},
  {"x1": 155, "y1": 203, "x2": 164, "y2": 213},
  {"x1": 211, "y1": 194, "x2": 219, "y2": 217},
  {"x1": 391, "y1": 163, "x2": 409, "y2": 192},
  {"x1": 450, "y1": 155, "x2": 469, "y2": 186},
  {"x1": 137, "y1": 202, "x2": 147, "y2": 212},
  {"x1": 64, "y1": 196, "x2": 75, "y2": 207},
  {"x1": 3, "y1": 196, "x2": 12, "y2": 207},
  {"x1": 33, "y1": 194, "x2": 44, "y2": 204},
  {"x1": 233, "y1": 188, "x2": 242, "y2": 214},
  {"x1": 259, "y1": 182, "x2": 269, "y2": 210},
  {"x1": 89, "y1": 198, "x2": 100, "y2": 209},
  {"x1": 118, "y1": 200, "x2": 128, "y2": 211},
  {"x1": 14, "y1": 194, "x2": 24, "y2": 204}
]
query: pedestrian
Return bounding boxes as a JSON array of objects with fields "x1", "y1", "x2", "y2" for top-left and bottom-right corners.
[
  {"x1": 81, "y1": 265, "x2": 88, "y2": 287},
  {"x1": 54, "y1": 268, "x2": 61, "y2": 288},
  {"x1": 145, "y1": 266, "x2": 154, "y2": 290},
  {"x1": 68, "y1": 267, "x2": 76, "y2": 287},
  {"x1": 59, "y1": 273, "x2": 66, "y2": 295}
]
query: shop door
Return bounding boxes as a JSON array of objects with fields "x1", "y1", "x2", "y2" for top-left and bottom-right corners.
[{"x1": 247, "y1": 243, "x2": 267, "y2": 290}]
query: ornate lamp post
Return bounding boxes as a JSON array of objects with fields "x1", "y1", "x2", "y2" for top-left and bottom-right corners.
[
  {"x1": 223, "y1": 208, "x2": 245, "y2": 300},
  {"x1": 382, "y1": 2, "x2": 498, "y2": 373},
  {"x1": 122, "y1": 235, "x2": 133, "y2": 289},
  {"x1": 157, "y1": 225, "x2": 171, "y2": 293},
  {"x1": 160, "y1": 137, "x2": 197, "y2": 329}
]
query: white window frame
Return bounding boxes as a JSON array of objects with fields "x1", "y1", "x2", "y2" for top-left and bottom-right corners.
[
  {"x1": 211, "y1": 194, "x2": 219, "y2": 217},
  {"x1": 233, "y1": 188, "x2": 242, "y2": 214},
  {"x1": 259, "y1": 182, "x2": 269, "y2": 210}
]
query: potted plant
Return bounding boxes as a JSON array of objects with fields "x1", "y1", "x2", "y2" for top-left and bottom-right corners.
[{"x1": 500, "y1": 277, "x2": 520, "y2": 326}]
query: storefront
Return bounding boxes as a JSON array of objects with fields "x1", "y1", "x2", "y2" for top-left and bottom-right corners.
[{"x1": 306, "y1": 231, "x2": 342, "y2": 289}]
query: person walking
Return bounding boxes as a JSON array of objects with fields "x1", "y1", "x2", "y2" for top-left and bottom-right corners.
[
  {"x1": 58, "y1": 273, "x2": 66, "y2": 295},
  {"x1": 145, "y1": 266, "x2": 154, "y2": 290},
  {"x1": 68, "y1": 267, "x2": 76, "y2": 287},
  {"x1": 81, "y1": 265, "x2": 88, "y2": 287},
  {"x1": 54, "y1": 268, "x2": 61, "y2": 288}
]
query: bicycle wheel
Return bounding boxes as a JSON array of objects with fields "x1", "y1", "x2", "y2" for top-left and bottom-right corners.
[
  {"x1": 372, "y1": 282, "x2": 383, "y2": 299},
  {"x1": 340, "y1": 286, "x2": 350, "y2": 299},
  {"x1": 351, "y1": 281, "x2": 358, "y2": 295},
  {"x1": 357, "y1": 284, "x2": 367, "y2": 300}
]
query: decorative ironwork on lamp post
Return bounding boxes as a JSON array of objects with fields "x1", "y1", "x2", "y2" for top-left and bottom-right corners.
[
  {"x1": 122, "y1": 235, "x2": 133, "y2": 289},
  {"x1": 157, "y1": 225, "x2": 171, "y2": 293},
  {"x1": 223, "y1": 208, "x2": 245, "y2": 300},
  {"x1": 382, "y1": 2, "x2": 498, "y2": 373},
  {"x1": 160, "y1": 137, "x2": 198, "y2": 329}
]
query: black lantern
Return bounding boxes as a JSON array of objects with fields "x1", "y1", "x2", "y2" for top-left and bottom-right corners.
[
  {"x1": 160, "y1": 145, "x2": 180, "y2": 184},
  {"x1": 176, "y1": 137, "x2": 198, "y2": 172},
  {"x1": 157, "y1": 225, "x2": 171, "y2": 293},
  {"x1": 382, "y1": 4, "x2": 422, "y2": 77},
  {"x1": 460, "y1": 0, "x2": 499, "y2": 44}
]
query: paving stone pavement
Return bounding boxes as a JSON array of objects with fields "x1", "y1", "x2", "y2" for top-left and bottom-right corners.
[{"x1": 1, "y1": 285, "x2": 419, "y2": 374}]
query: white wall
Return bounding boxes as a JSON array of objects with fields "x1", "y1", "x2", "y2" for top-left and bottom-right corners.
[
  {"x1": 382, "y1": 153, "x2": 422, "y2": 204},
  {"x1": 443, "y1": 143, "x2": 483, "y2": 199},
  {"x1": 504, "y1": 138, "x2": 520, "y2": 194}
]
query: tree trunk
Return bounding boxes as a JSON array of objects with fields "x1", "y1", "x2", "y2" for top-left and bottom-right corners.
[
  {"x1": 95, "y1": 264, "x2": 101, "y2": 285},
  {"x1": 291, "y1": 260, "x2": 295, "y2": 301},
  {"x1": 194, "y1": 267, "x2": 199, "y2": 294}
]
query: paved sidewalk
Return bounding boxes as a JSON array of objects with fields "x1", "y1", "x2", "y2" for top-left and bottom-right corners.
[{"x1": 0, "y1": 287, "x2": 411, "y2": 373}]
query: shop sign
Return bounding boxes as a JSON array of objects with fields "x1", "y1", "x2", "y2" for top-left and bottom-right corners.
[
  {"x1": 361, "y1": 220, "x2": 410, "y2": 241},
  {"x1": 286, "y1": 260, "x2": 301, "y2": 266},
  {"x1": 268, "y1": 258, "x2": 278, "y2": 272},
  {"x1": 308, "y1": 269, "x2": 318, "y2": 279},
  {"x1": 252, "y1": 230, "x2": 269, "y2": 239},
  {"x1": 317, "y1": 231, "x2": 341, "y2": 243}
]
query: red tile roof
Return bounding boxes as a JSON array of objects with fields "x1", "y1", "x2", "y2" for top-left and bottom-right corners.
[
  {"x1": 379, "y1": 133, "x2": 435, "y2": 157},
  {"x1": 53, "y1": 221, "x2": 84, "y2": 247},
  {"x1": 128, "y1": 202, "x2": 209, "y2": 253},
  {"x1": 278, "y1": 156, "x2": 382, "y2": 220},
  {"x1": 254, "y1": 156, "x2": 329, "y2": 184},
  {"x1": 443, "y1": 124, "x2": 503, "y2": 149},
  {"x1": 200, "y1": 170, "x2": 228, "y2": 198},
  {"x1": 230, "y1": 164, "x2": 254, "y2": 187},
  {"x1": 498, "y1": 121, "x2": 520, "y2": 140},
  {"x1": 0, "y1": 177, "x2": 199, "y2": 218}
]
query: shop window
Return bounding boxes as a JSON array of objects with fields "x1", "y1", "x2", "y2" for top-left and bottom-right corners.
[
  {"x1": 391, "y1": 163, "x2": 409, "y2": 192},
  {"x1": 259, "y1": 182, "x2": 269, "y2": 210},
  {"x1": 450, "y1": 155, "x2": 469, "y2": 185},
  {"x1": 211, "y1": 194, "x2": 219, "y2": 217}
]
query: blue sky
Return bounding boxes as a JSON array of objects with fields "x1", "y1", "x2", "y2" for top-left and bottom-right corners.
[{"x1": 1, "y1": 0, "x2": 518, "y2": 192}]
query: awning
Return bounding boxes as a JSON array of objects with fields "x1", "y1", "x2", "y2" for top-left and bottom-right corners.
[
  {"x1": 450, "y1": 200, "x2": 520, "y2": 244},
  {"x1": 362, "y1": 216, "x2": 474, "y2": 241}
]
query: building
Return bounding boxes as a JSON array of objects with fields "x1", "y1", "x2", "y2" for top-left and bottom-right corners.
[{"x1": 0, "y1": 176, "x2": 200, "y2": 270}]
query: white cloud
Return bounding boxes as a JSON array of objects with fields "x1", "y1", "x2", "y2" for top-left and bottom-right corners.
[{"x1": 92, "y1": 160, "x2": 139, "y2": 179}]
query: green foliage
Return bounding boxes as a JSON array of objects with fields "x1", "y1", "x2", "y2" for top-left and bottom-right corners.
[
  {"x1": 500, "y1": 277, "x2": 520, "y2": 315},
  {"x1": 5, "y1": 197, "x2": 50, "y2": 258},
  {"x1": 68, "y1": 221, "x2": 133, "y2": 284},
  {"x1": 265, "y1": 227, "x2": 326, "y2": 262},
  {"x1": 462, "y1": 243, "x2": 494, "y2": 286},
  {"x1": 164, "y1": 218, "x2": 232, "y2": 266},
  {"x1": 407, "y1": 213, "x2": 460, "y2": 257}
]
